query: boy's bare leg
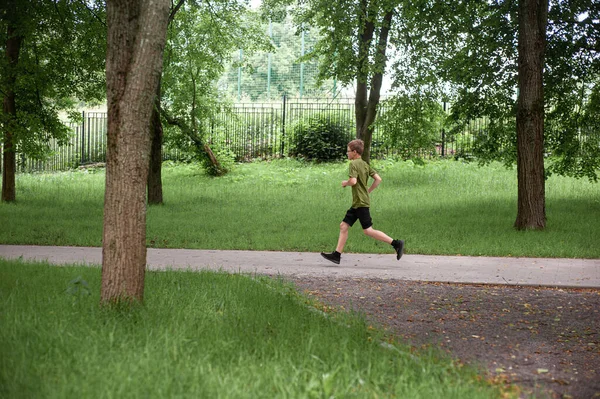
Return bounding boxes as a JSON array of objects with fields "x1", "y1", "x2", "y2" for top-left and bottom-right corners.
[
  {"x1": 363, "y1": 227, "x2": 393, "y2": 244},
  {"x1": 364, "y1": 227, "x2": 404, "y2": 260},
  {"x1": 335, "y1": 222, "x2": 350, "y2": 253}
]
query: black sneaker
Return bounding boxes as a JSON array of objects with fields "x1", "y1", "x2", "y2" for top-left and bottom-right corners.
[
  {"x1": 320, "y1": 251, "x2": 341, "y2": 265},
  {"x1": 393, "y1": 240, "x2": 404, "y2": 260}
]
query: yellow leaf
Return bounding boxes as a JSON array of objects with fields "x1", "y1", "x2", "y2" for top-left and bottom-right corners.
[{"x1": 536, "y1": 368, "x2": 549, "y2": 374}]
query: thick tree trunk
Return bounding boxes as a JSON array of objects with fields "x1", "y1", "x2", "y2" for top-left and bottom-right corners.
[
  {"x1": 101, "y1": 0, "x2": 170, "y2": 305},
  {"x1": 514, "y1": 0, "x2": 548, "y2": 230},
  {"x1": 2, "y1": 18, "x2": 22, "y2": 203},
  {"x1": 147, "y1": 83, "x2": 163, "y2": 205}
]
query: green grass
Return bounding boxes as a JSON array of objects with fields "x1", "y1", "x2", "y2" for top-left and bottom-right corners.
[
  {"x1": 0, "y1": 259, "x2": 514, "y2": 398},
  {"x1": 1, "y1": 159, "x2": 599, "y2": 257}
]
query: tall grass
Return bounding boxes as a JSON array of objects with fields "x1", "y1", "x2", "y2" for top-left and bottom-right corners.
[
  {"x1": 0, "y1": 259, "x2": 512, "y2": 398},
  {"x1": 1, "y1": 159, "x2": 598, "y2": 258}
]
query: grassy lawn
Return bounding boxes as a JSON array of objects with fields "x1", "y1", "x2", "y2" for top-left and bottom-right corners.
[
  {"x1": 1, "y1": 159, "x2": 598, "y2": 258},
  {"x1": 2, "y1": 159, "x2": 592, "y2": 398},
  {"x1": 0, "y1": 259, "x2": 514, "y2": 398}
]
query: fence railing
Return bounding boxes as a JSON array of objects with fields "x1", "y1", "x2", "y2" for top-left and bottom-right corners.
[{"x1": 17, "y1": 98, "x2": 482, "y2": 172}]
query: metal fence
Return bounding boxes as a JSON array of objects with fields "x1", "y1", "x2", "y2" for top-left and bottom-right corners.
[
  {"x1": 206, "y1": 97, "x2": 480, "y2": 161},
  {"x1": 17, "y1": 97, "x2": 482, "y2": 172}
]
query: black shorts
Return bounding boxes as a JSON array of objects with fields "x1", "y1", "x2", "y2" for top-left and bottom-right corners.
[{"x1": 342, "y1": 207, "x2": 373, "y2": 230}]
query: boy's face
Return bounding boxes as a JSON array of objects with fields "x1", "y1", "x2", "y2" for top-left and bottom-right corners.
[{"x1": 346, "y1": 147, "x2": 360, "y2": 160}]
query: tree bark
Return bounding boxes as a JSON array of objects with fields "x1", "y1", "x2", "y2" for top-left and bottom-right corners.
[
  {"x1": 354, "y1": 0, "x2": 374, "y2": 141},
  {"x1": 514, "y1": 0, "x2": 548, "y2": 230},
  {"x1": 2, "y1": 11, "x2": 22, "y2": 203},
  {"x1": 160, "y1": 108, "x2": 223, "y2": 174},
  {"x1": 359, "y1": 9, "x2": 393, "y2": 163},
  {"x1": 101, "y1": 0, "x2": 170, "y2": 305},
  {"x1": 146, "y1": 1, "x2": 185, "y2": 205},
  {"x1": 147, "y1": 81, "x2": 163, "y2": 205}
]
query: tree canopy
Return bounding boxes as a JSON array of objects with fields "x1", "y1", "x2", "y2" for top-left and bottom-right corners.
[
  {"x1": 1, "y1": 0, "x2": 106, "y2": 201},
  {"x1": 393, "y1": 0, "x2": 599, "y2": 181},
  {"x1": 0, "y1": 0, "x2": 105, "y2": 156},
  {"x1": 283, "y1": 0, "x2": 402, "y2": 161},
  {"x1": 160, "y1": 1, "x2": 270, "y2": 159}
]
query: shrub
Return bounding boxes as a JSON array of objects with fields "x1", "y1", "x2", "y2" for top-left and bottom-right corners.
[
  {"x1": 290, "y1": 113, "x2": 352, "y2": 162},
  {"x1": 376, "y1": 95, "x2": 445, "y2": 159},
  {"x1": 202, "y1": 143, "x2": 236, "y2": 177}
]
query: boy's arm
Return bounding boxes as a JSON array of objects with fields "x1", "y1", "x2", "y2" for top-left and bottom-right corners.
[
  {"x1": 343, "y1": 162, "x2": 358, "y2": 187},
  {"x1": 342, "y1": 177, "x2": 357, "y2": 187},
  {"x1": 367, "y1": 173, "x2": 382, "y2": 193}
]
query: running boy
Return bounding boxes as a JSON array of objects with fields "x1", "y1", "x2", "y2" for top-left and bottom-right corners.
[{"x1": 321, "y1": 139, "x2": 404, "y2": 264}]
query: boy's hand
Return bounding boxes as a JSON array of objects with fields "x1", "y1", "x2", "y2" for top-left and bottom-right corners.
[{"x1": 342, "y1": 177, "x2": 357, "y2": 187}]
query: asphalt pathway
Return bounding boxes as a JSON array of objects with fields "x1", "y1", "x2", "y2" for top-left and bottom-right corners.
[{"x1": 1, "y1": 245, "x2": 599, "y2": 288}]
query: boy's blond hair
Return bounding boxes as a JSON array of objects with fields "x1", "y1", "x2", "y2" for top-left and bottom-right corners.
[{"x1": 348, "y1": 139, "x2": 364, "y2": 155}]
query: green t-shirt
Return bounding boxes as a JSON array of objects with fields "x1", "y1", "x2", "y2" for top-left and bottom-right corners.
[{"x1": 348, "y1": 158, "x2": 376, "y2": 208}]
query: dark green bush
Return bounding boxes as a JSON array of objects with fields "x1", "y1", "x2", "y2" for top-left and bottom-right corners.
[{"x1": 290, "y1": 114, "x2": 352, "y2": 162}]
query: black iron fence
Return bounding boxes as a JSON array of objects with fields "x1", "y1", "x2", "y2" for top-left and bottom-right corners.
[
  {"x1": 19, "y1": 112, "x2": 108, "y2": 172},
  {"x1": 17, "y1": 97, "x2": 483, "y2": 172},
  {"x1": 205, "y1": 97, "x2": 480, "y2": 162}
]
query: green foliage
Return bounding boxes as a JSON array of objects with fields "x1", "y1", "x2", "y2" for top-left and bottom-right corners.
[
  {"x1": 290, "y1": 113, "x2": 352, "y2": 161},
  {"x1": 162, "y1": 125, "x2": 237, "y2": 176},
  {"x1": 394, "y1": 0, "x2": 599, "y2": 180},
  {"x1": 66, "y1": 275, "x2": 91, "y2": 304},
  {"x1": 219, "y1": 15, "x2": 331, "y2": 100},
  {"x1": 202, "y1": 144, "x2": 236, "y2": 177},
  {"x1": 542, "y1": 0, "x2": 600, "y2": 181},
  {"x1": 162, "y1": 124, "x2": 198, "y2": 163},
  {"x1": 293, "y1": 0, "x2": 396, "y2": 88},
  {"x1": 376, "y1": 95, "x2": 445, "y2": 159},
  {"x1": 0, "y1": 0, "x2": 106, "y2": 161},
  {"x1": 546, "y1": 79, "x2": 600, "y2": 182},
  {"x1": 467, "y1": 119, "x2": 516, "y2": 166},
  {"x1": 161, "y1": 2, "x2": 270, "y2": 151}
]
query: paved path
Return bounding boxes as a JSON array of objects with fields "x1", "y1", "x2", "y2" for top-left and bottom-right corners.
[{"x1": 1, "y1": 245, "x2": 599, "y2": 288}]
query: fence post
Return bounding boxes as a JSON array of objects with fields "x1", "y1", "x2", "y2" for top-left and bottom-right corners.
[
  {"x1": 267, "y1": 20, "x2": 273, "y2": 98},
  {"x1": 280, "y1": 95, "x2": 286, "y2": 157},
  {"x1": 300, "y1": 26, "x2": 305, "y2": 98},
  {"x1": 441, "y1": 102, "x2": 446, "y2": 157},
  {"x1": 81, "y1": 111, "x2": 86, "y2": 164},
  {"x1": 237, "y1": 49, "x2": 243, "y2": 101}
]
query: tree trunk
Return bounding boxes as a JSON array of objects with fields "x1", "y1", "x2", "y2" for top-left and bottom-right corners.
[
  {"x1": 357, "y1": 9, "x2": 393, "y2": 163},
  {"x1": 514, "y1": 0, "x2": 548, "y2": 230},
  {"x1": 101, "y1": 0, "x2": 170, "y2": 305},
  {"x1": 146, "y1": 1, "x2": 185, "y2": 205},
  {"x1": 354, "y1": 0, "x2": 374, "y2": 141},
  {"x1": 203, "y1": 143, "x2": 221, "y2": 171},
  {"x1": 147, "y1": 82, "x2": 163, "y2": 205},
  {"x1": 2, "y1": 14, "x2": 22, "y2": 203},
  {"x1": 160, "y1": 108, "x2": 223, "y2": 173}
]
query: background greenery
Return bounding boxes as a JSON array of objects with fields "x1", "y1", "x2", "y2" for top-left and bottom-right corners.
[{"x1": 1, "y1": 159, "x2": 598, "y2": 258}]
